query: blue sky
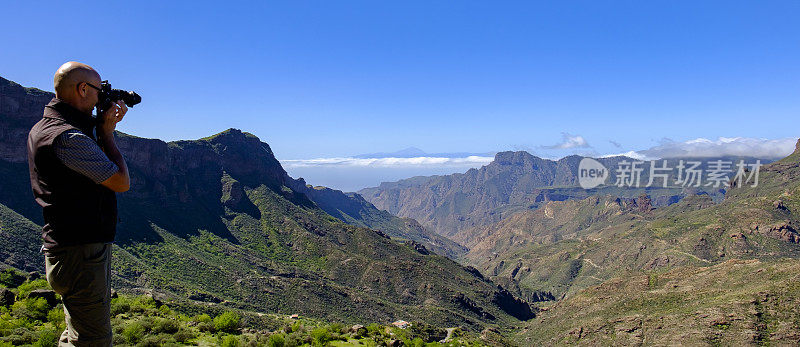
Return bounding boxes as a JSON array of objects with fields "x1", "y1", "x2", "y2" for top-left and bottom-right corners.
[{"x1": 2, "y1": 1, "x2": 799, "y2": 191}]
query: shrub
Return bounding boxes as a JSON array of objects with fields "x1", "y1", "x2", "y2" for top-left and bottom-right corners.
[
  {"x1": 0, "y1": 312, "x2": 26, "y2": 330},
  {"x1": 214, "y1": 311, "x2": 241, "y2": 333},
  {"x1": 266, "y1": 333, "x2": 285, "y2": 347},
  {"x1": 285, "y1": 332, "x2": 310, "y2": 347},
  {"x1": 366, "y1": 323, "x2": 384, "y2": 337},
  {"x1": 648, "y1": 273, "x2": 659, "y2": 289},
  {"x1": 450, "y1": 327, "x2": 464, "y2": 339},
  {"x1": 137, "y1": 316, "x2": 157, "y2": 333},
  {"x1": 220, "y1": 335, "x2": 241, "y2": 347},
  {"x1": 46, "y1": 306, "x2": 65, "y2": 326},
  {"x1": 410, "y1": 337, "x2": 426, "y2": 347},
  {"x1": 0, "y1": 269, "x2": 27, "y2": 288},
  {"x1": 195, "y1": 313, "x2": 215, "y2": 333},
  {"x1": 12, "y1": 297, "x2": 50, "y2": 322},
  {"x1": 157, "y1": 304, "x2": 172, "y2": 316},
  {"x1": 328, "y1": 322, "x2": 346, "y2": 335},
  {"x1": 122, "y1": 321, "x2": 145, "y2": 344},
  {"x1": 310, "y1": 327, "x2": 331, "y2": 346},
  {"x1": 153, "y1": 317, "x2": 179, "y2": 334},
  {"x1": 194, "y1": 313, "x2": 212, "y2": 323},
  {"x1": 409, "y1": 321, "x2": 447, "y2": 342},
  {"x1": 291, "y1": 321, "x2": 304, "y2": 333},
  {"x1": 16, "y1": 279, "x2": 51, "y2": 298},
  {"x1": 110, "y1": 296, "x2": 132, "y2": 316},
  {"x1": 130, "y1": 296, "x2": 158, "y2": 313},
  {"x1": 173, "y1": 328, "x2": 196, "y2": 343},
  {"x1": 137, "y1": 334, "x2": 176, "y2": 347},
  {"x1": 2, "y1": 329, "x2": 37, "y2": 346},
  {"x1": 33, "y1": 327, "x2": 59, "y2": 347}
]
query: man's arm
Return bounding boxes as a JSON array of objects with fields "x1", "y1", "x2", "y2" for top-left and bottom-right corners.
[
  {"x1": 98, "y1": 100, "x2": 130, "y2": 192},
  {"x1": 97, "y1": 132, "x2": 129, "y2": 192},
  {"x1": 53, "y1": 130, "x2": 122, "y2": 189}
]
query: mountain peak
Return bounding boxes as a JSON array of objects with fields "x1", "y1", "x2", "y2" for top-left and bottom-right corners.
[
  {"x1": 200, "y1": 128, "x2": 259, "y2": 142},
  {"x1": 493, "y1": 151, "x2": 541, "y2": 165},
  {"x1": 395, "y1": 147, "x2": 427, "y2": 156}
]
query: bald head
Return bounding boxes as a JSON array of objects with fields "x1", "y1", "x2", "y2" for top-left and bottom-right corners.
[{"x1": 53, "y1": 62, "x2": 101, "y2": 113}]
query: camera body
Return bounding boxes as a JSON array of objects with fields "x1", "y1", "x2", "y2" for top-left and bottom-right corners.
[{"x1": 96, "y1": 80, "x2": 141, "y2": 117}]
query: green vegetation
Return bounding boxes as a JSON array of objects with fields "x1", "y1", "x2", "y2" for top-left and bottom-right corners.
[
  {"x1": 0, "y1": 275, "x2": 497, "y2": 346},
  {"x1": 215, "y1": 311, "x2": 241, "y2": 333},
  {"x1": 0, "y1": 274, "x2": 64, "y2": 346}
]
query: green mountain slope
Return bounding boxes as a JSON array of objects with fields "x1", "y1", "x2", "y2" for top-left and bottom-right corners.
[
  {"x1": 0, "y1": 202, "x2": 43, "y2": 273},
  {"x1": 286, "y1": 181, "x2": 467, "y2": 258}
]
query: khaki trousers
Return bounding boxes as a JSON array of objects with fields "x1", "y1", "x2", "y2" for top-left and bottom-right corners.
[{"x1": 44, "y1": 242, "x2": 112, "y2": 347}]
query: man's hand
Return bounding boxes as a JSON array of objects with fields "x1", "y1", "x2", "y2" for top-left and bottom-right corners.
[
  {"x1": 98, "y1": 100, "x2": 127, "y2": 137},
  {"x1": 96, "y1": 100, "x2": 130, "y2": 192}
]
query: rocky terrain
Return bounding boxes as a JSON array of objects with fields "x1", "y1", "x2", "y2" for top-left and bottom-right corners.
[
  {"x1": 516, "y1": 258, "x2": 800, "y2": 345},
  {"x1": 460, "y1": 140, "x2": 800, "y2": 306},
  {"x1": 358, "y1": 151, "x2": 767, "y2": 243},
  {"x1": 458, "y1": 140, "x2": 800, "y2": 344}
]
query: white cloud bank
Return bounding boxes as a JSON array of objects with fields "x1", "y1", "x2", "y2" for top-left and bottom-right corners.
[
  {"x1": 278, "y1": 137, "x2": 796, "y2": 192},
  {"x1": 281, "y1": 155, "x2": 495, "y2": 168},
  {"x1": 542, "y1": 132, "x2": 591, "y2": 150},
  {"x1": 603, "y1": 137, "x2": 796, "y2": 160}
]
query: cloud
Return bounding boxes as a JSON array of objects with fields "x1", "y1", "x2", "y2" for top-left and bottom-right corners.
[
  {"x1": 354, "y1": 147, "x2": 494, "y2": 159},
  {"x1": 622, "y1": 137, "x2": 796, "y2": 160},
  {"x1": 599, "y1": 151, "x2": 651, "y2": 160},
  {"x1": 281, "y1": 155, "x2": 495, "y2": 168},
  {"x1": 541, "y1": 133, "x2": 591, "y2": 150},
  {"x1": 609, "y1": 140, "x2": 622, "y2": 148}
]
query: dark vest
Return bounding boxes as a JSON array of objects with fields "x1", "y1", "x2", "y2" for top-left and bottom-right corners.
[{"x1": 27, "y1": 98, "x2": 117, "y2": 249}]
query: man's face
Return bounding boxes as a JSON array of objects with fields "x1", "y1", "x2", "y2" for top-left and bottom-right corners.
[{"x1": 79, "y1": 76, "x2": 102, "y2": 114}]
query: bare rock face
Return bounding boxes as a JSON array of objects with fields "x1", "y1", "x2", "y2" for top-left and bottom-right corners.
[
  {"x1": 452, "y1": 293, "x2": 495, "y2": 320},
  {"x1": 115, "y1": 129, "x2": 288, "y2": 204},
  {"x1": 634, "y1": 193, "x2": 653, "y2": 213},
  {"x1": 350, "y1": 324, "x2": 367, "y2": 337},
  {"x1": 749, "y1": 221, "x2": 800, "y2": 244},
  {"x1": 0, "y1": 76, "x2": 53, "y2": 163},
  {"x1": 28, "y1": 289, "x2": 58, "y2": 307},
  {"x1": 491, "y1": 287, "x2": 536, "y2": 321},
  {"x1": 404, "y1": 240, "x2": 429, "y2": 255},
  {"x1": 766, "y1": 222, "x2": 800, "y2": 244},
  {"x1": 0, "y1": 288, "x2": 14, "y2": 306}
]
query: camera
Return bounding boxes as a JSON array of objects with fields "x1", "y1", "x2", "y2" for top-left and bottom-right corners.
[{"x1": 96, "y1": 80, "x2": 141, "y2": 117}]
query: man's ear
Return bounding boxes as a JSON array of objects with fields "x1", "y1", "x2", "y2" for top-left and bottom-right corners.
[{"x1": 76, "y1": 82, "x2": 87, "y2": 98}]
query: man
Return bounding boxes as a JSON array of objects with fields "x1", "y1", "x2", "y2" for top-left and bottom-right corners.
[{"x1": 27, "y1": 61, "x2": 130, "y2": 346}]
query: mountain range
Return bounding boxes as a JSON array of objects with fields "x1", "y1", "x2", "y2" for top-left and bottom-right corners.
[{"x1": 358, "y1": 151, "x2": 771, "y2": 243}]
